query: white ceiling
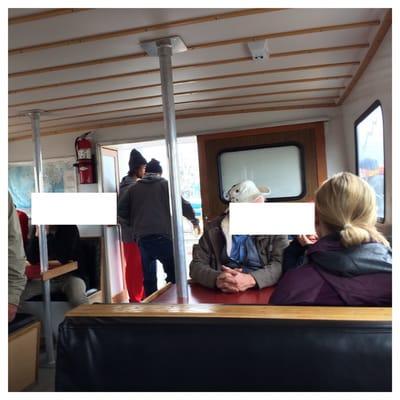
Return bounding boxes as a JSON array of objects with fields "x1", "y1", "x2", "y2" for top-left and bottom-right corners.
[{"x1": 8, "y1": 8, "x2": 388, "y2": 140}]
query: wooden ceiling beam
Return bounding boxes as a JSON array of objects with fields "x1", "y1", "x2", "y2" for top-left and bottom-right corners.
[
  {"x1": 9, "y1": 75, "x2": 350, "y2": 115},
  {"x1": 8, "y1": 44, "x2": 368, "y2": 94},
  {"x1": 9, "y1": 102, "x2": 336, "y2": 141},
  {"x1": 9, "y1": 20, "x2": 379, "y2": 78},
  {"x1": 9, "y1": 96, "x2": 339, "y2": 129},
  {"x1": 9, "y1": 61, "x2": 358, "y2": 107},
  {"x1": 337, "y1": 9, "x2": 392, "y2": 105},
  {"x1": 9, "y1": 9, "x2": 91, "y2": 25},
  {"x1": 9, "y1": 9, "x2": 283, "y2": 55}
]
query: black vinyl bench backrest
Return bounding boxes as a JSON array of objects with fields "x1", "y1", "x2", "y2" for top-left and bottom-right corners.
[{"x1": 55, "y1": 316, "x2": 391, "y2": 391}]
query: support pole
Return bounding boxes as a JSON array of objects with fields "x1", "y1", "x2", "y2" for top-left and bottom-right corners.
[
  {"x1": 157, "y1": 42, "x2": 188, "y2": 302},
  {"x1": 28, "y1": 110, "x2": 56, "y2": 366}
]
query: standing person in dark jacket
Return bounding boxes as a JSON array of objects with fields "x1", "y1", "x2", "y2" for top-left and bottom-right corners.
[
  {"x1": 270, "y1": 172, "x2": 391, "y2": 306},
  {"x1": 118, "y1": 158, "x2": 200, "y2": 297},
  {"x1": 118, "y1": 148, "x2": 150, "y2": 302}
]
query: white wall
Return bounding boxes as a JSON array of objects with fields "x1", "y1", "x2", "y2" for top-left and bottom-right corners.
[{"x1": 340, "y1": 28, "x2": 392, "y2": 234}]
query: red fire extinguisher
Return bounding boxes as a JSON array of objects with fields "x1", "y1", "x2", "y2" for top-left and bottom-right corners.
[{"x1": 74, "y1": 132, "x2": 94, "y2": 184}]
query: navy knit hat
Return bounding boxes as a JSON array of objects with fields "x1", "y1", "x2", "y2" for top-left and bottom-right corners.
[
  {"x1": 146, "y1": 158, "x2": 162, "y2": 174},
  {"x1": 128, "y1": 149, "x2": 147, "y2": 174}
]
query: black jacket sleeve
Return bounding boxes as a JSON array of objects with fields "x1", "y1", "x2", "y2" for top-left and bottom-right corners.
[
  {"x1": 181, "y1": 197, "x2": 199, "y2": 225},
  {"x1": 282, "y1": 238, "x2": 307, "y2": 275}
]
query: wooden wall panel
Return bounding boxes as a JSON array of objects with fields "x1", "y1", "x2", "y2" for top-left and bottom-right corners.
[{"x1": 197, "y1": 122, "x2": 327, "y2": 221}]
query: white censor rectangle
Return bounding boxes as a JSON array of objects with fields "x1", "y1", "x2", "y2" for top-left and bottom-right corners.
[
  {"x1": 229, "y1": 202, "x2": 315, "y2": 235},
  {"x1": 31, "y1": 193, "x2": 117, "y2": 225}
]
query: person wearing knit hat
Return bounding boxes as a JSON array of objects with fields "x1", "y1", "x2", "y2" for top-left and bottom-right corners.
[
  {"x1": 117, "y1": 148, "x2": 149, "y2": 303},
  {"x1": 118, "y1": 158, "x2": 200, "y2": 297},
  {"x1": 145, "y1": 158, "x2": 162, "y2": 174},
  {"x1": 189, "y1": 180, "x2": 288, "y2": 293}
]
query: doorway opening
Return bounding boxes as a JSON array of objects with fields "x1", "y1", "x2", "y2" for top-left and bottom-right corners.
[{"x1": 109, "y1": 135, "x2": 202, "y2": 290}]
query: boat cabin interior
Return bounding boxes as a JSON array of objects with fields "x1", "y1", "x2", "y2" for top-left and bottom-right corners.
[{"x1": 7, "y1": 6, "x2": 393, "y2": 392}]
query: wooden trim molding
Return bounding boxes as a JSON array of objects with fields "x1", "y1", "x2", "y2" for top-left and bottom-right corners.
[
  {"x1": 9, "y1": 96, "x2": 339, "y2": 129},
  {"x1": 9, "y1": 9, "x2": 281, "y2": 55},
  {"x1": 142, "y1": 283, "x2": 173, "y2": 304},
  {"x1": 9, "y1": 102, "x2": 336, "y2": 142},
  {"x1": 9, "y1": 20, "x2": 379, "y2": 77},
  {"x1": 337, "y1": 9, "x2": 392, "y2": 105},
  {"x1": 9, "y1": 62, "x2": 358, "y2": 108},
  {"x1": 9, "y1": 76, "x2": 349, "y2": 115},
  {"x1": 8, "y1": 9, "x2": 90, "y2": 25},
  {"x1": 66, "y1": 303, "x2": 392, "y2": 321},
  {"x1": 41, "y1": 261, "x2": 78, "y2": 281},
  {"x1": 9, "y1": 44, "x2": 367, "y2": 95}
]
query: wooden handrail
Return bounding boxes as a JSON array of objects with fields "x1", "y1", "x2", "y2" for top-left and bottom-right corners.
[
  {"x1": 66, "y1": 303, "x2": 392, "y2": 322},
  {"x1": 9, "y1": 9, "x2": 91, "y2": 25},
  {"x1": 41, "y1": 261, "x2": 78, "y2": 281}
]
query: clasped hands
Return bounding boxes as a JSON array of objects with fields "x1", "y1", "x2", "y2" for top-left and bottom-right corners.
[{"x1": 216, "y1": 266, "x2": 256, "y2": 293}]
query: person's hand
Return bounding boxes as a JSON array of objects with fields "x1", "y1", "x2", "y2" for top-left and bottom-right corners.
[
  {"x1": 216, "y1": 266, "x2": 256, "y2": 293},
  {"x1": 8, "y1": 304, "x2": 18, "y2": 323},
  {"x1": 193, "y1": 223, "x2": 201, "y2": 236},
  {"x1": 297, "y1": 234, "x2": 318, "y2": 247}
]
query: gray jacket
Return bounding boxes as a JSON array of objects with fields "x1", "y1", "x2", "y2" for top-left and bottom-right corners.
[
  {"x1": 118, "y1": 174, "x2": 198, "y2": 242},
  {"x1": 8, "y1": 192, "x2": 27, "y2": 306},
  {"x1": 189, "y1": 214, "x2": 288, "y2": 289}
]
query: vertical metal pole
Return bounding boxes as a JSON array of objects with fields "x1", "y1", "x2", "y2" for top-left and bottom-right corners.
[
  {"x1": 29, "y1": 111, "x2": 56, "y2": 365},
  {"x1": 157, "y1": 43, "x2": 188, "y2": 302}
]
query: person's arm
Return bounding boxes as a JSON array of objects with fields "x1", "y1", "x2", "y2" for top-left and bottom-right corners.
[
  {"x1": 117, "y1": 186, "x2": 131, "y2": 225},
  {"x1": 189, "y1": 232, "x2": 220, "y2": 288},
  {"x1": 248, "y1": 235, "x2": 289, "y2": 289},
  {"x1": 8, "y1": 193, "x2": 27, "y2": 321},
  {"x1": 25, "y1": 226, "x2": 40, "y2": 264},
  {"x1": 282, "y1": 238, "x2": 307, "y2": 274},
  {"x1": 181, "y1": 197, "x2": 199, "y2": 226}
]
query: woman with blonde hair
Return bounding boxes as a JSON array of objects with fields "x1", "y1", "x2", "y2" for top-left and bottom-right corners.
[{"x1": 270, "y1": 172, "x2": 391, "y2": 306}]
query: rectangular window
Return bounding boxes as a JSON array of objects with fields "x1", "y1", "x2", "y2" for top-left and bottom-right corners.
[
  {"x1": 355, "y1": 101, "x2": 385, "y2": 222},
  {"x1": 218, "y1": 144, "x2": 305, "y2": 202}
]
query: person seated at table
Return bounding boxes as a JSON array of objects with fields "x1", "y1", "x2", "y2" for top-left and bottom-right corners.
[
  {"x1": 190, "y1": 180, "x2": 288, "y2": 293},
  {"x1": 270, "y1": 172, "x2": 392, "y2": 306},
  {"x1": 21, "y1": 225, "x2": 89, "y2": 307}
]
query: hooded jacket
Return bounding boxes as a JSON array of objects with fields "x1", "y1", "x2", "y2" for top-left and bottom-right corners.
[
  {"x1": 269, "y1": 234, "x2": 392, "y2": 306},
  {"x1": 118, "y1": 173, "x2": 198, "y2": 242},
  {"x1": 189, "y1": 214, "x2": 288, "y2": 289}
]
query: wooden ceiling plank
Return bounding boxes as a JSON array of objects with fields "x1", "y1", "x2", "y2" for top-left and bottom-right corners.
[
  {"x1": 9, "y1": 102, "x2": 336, "y2": 141},
  {"x1": 9, "y1": 20, "x2": 379, "y2": 78},
  {"x1": 9, "y1": 9, "x2": 91, "y2": 25},
  {"x1": 9, "y1": 89, "x2": 343, "y2": 126},
  {"x1": 9, "y1": 43, "x2": 368, "y2": 95},
  {"x1": 9, "y1": 75, "x2": 350, "y2": 114},
  {"x1": 9, "y1": 96, "x2": 339, "y2": 129},
  {"x1": 9, "y1": 9, "x2": 283, "y2": 55},
  {"x1": 9, "y1": 61, "x2": 358, "y2": 107},
  {"x1": 270, "y1": 43, "x2": 369, "y2": 58},
  {"x1": 337, "y1": 9, "x2": 392, "y2": 105}
]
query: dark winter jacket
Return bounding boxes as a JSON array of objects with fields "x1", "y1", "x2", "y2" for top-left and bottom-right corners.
[
  {"x1": 270, "y1": 234, "x2": 392, "y2": 306},
  {"x1": 118, "y1": 173, "x2": 198, "y2": 242},
  {"x1": 189, "y1": 214, "x2": 288, "y2": 289},
  {"x1": 118, "y1": 175, "x2": 138, "y2": 242}
]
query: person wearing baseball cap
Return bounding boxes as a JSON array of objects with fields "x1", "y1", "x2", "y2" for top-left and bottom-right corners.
[{"x1": 190, "y1": 180, "x2": 288, "y2": 293}]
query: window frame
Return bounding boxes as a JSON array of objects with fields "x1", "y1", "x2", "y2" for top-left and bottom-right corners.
[
  {"x1": 216, "y1": 141, "x2": 307, "y2": 204},
  {"x1": 354, "y1": 99, "x2": 385, "y2": 223}
]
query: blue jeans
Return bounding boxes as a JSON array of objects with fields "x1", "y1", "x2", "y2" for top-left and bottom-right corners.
[{"x1": 138, "y1": 235, "x2": 176, "y2": 297}]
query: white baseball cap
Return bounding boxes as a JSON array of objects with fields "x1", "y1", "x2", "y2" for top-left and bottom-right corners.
[{"x1": 225, "y1": 180, "x2": 271, "y2": 203}]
